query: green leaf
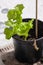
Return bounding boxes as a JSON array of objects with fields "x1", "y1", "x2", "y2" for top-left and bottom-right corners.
[
  {"x1": 28, "y1": 19, "x2": 34, "y2": 29},
  {"x1": 4, "y1": 28, "x2": 13, "y2": 39},
  {"x1": 16, "y1": 19, "x2": 34, "y2": 37},
  {"x1": 7, "y1": 9, "x2": 15, "y2": 20},
  {"x1": 15, "y1": 4, "x2": 24, "y2": 11},
  {"x1": 5, "y1": 20, "x2": 16, "y2": 27}
]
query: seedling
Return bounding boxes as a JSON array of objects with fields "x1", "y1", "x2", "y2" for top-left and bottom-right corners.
[{"x1": 4, "y1": 4, "x2": 34, "y2": 40}]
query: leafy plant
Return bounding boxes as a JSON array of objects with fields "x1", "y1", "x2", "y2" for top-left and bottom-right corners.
[{"x1": 4, "y1": 4, "x2": 34, "y2": 40}]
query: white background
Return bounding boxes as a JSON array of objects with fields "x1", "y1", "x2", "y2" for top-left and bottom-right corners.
[{"x1": 0, "y1": 0, "x2": 43, "y2": 22}]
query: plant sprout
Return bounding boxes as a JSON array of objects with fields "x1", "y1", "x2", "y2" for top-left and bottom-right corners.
[{"x1": 4, "y1": 4, "x2": 34, "y2": 40}]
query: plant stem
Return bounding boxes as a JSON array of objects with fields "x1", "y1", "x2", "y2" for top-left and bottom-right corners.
[
  {"x1": 24, "y1": 37, "x2": 27, "y2": 40},
  {"x1": 24, "y1": 36, "x2": 28, "y2": 40}
]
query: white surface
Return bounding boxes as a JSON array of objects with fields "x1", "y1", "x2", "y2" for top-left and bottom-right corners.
[
  {"x1": 0, "y1": 34, "x2": 14, "y2": 55},
  {"x1": 0, "y1": 34, "x2": 13, "y2": 48},
  {"x1": 0, "y1": 0, "x2": 43, "y2": 22}
]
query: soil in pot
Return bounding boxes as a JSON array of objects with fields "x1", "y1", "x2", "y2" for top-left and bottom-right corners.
[{"x1": 12, "y1": 18, "x2": 43, "y2": 64}]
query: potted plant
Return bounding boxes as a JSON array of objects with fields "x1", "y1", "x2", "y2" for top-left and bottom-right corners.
[{"x1": 4, "y1": 4, "x2": 43, "y2": 64}]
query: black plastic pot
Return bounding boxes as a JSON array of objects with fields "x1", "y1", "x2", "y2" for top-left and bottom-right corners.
[{"x1": 12, "y1": 18, "x2": 43, "y2": 64}]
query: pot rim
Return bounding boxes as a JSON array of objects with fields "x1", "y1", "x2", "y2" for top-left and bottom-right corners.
[
  {"x1": 13, "y1": 36, "x2": 43, "y2": 42},
  {"x1": 13, "y1": 18, "x2": 43, "y2": 42}
]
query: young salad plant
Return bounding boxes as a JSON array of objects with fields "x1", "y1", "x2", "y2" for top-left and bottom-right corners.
[{"x1": 4, "y1": 4, "x2": 34, "y2": 40}]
